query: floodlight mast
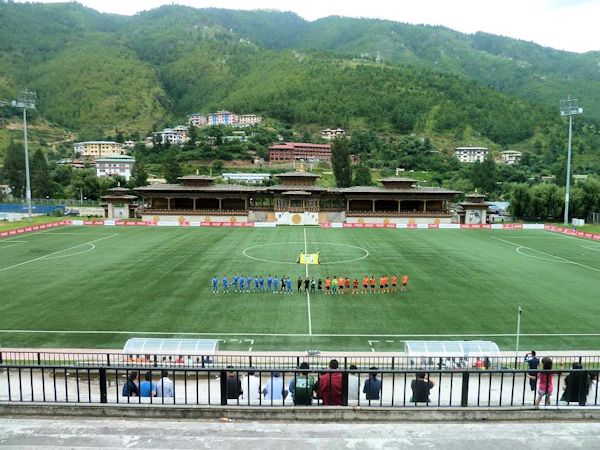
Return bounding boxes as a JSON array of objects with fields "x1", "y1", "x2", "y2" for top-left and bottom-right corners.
[
  {"x1": 11, "y1": 89, "x2": 36, "y2": 221},
  {"x1": 559, "y1": 97, "x2": 583, "y2": 226}
]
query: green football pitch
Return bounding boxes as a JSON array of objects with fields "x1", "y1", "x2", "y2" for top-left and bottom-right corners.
[{"x1": 1, "y1": 225, "x2": 599, "y2": 352}]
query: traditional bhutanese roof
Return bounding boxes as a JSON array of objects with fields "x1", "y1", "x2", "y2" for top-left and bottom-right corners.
[
  {"x1": 177, "y1": 175, "x2": 216, "y2": 181},
  {"x1": 275, "y1": 172, "x2": 320, "y2": 178},
  {"x1": 282, "y1": 191, "x2": 311, "y2": 196},
  {"x1": 267, "y1": 185, "x2": 328, "y2": 192},
  {"x1": 340, "y1": 186, "x2": 460, "y2": 195},
  {"x1": 379, "y1": 177, "x2": 418, "y2": 183},
  {"x1": 135, "y1": 183, "x2": 260, "y2": 192},
  {"x1": 106, "y1": 187, "x2": 131, "y2": 193}
]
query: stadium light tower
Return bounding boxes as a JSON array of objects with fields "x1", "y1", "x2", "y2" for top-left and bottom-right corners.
[
  {"x1": 11, "y1": 89, "x2": 37, "y2": 221},
  {"x1": 559, "y1": 97, "x2": 583, "y2": 226}
]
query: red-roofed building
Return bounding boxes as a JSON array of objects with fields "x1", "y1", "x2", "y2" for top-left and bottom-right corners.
[{"x1": 268, "y1": 142, "x2": 331, "y2": 163}]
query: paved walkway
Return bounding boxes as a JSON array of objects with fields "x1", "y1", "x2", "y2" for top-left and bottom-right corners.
[{"x1": 1, "y1": 417, "x2": 600, "y2": 449}]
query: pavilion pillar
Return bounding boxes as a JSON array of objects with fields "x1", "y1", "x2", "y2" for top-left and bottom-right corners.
[
  {"x1": 218, "y1": 198, "x2": 222, "y2": 211},
  {"x1": 424, "y1": 200, "x2": 427, "y2": 212},
  {"x1": 346, "y1": 199, "x2": 350, "y2": 212},
  {"x1": 372, "y1": 200, "x2": 375, "y2": 213},
  {"x1": 167, "y1": 198, "x2": 171, "y2": 210},
  {"x1": 193, "y1": 198, "x2": 196, "y2": 210},
  {"x1": 244, "y1": 198, "x2": 248, "y2": 210},
  {"x1": 398, "y1": 200, "x2": 401, "y2": 212}
]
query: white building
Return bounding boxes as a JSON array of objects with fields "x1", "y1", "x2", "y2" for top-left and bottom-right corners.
[
  {"x1": 222, "y1": 173, "x2": 271, "y2": 184},
  {"x1": 208, "y1": 110, "x2": 239, "y2": 126},
  {"x1": 189, "y1": 113, "x2": 208, "y2": 127},
  {"x1": 238, "y1": 114, "x2": 262, "y2": 126},
  {"x1": 95, "y1": 155, "x2": 135, "y2": 181},
  {"x1": 500, "y1": 150, "x2": 522, "y2": 165},
  {"x1": 74, "y1": 141, "x2": 124, "y2": 159},
  {"x1": 454, "y1": 147, "x2": 489, "y2": 163},
  {"x1": 155, "y1": 126, "x2": 189, "y2": 145},
  {"x1": 321, "y1": 128, "x2": 346, "y2": 140},
  {"x1": 122, "y1": 140, "x2": 136, "y2": 150}
]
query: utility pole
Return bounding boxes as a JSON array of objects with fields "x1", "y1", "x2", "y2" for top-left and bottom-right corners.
[
  {"x1": 11, "y1": 89, "x2": 37, "y2": 221},
  {"x1": 559, "y1": 97, "x2": 583, "y2": 226}
]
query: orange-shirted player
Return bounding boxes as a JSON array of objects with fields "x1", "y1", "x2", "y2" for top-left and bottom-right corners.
[
  {"x1": 370, "y1": 275, "x2": 376, "y2": 293},
  {"x1": 338, "y1": 276, "x2": 345, "y2": 294},
  {"x1": 362, "y1": 275, "x2": 369, "y2": 293},
  {"x1": 391, "y1": 274, "x2": 398, "y2": 292},
  {"x1": 325, "y1": 276, "x2": 331, "y2": 294},
  {"x1": 352, "y1": 278, "x2": 359, "y2": 294},
  {"x1": 401, "y1": 274, "x2": 409, "y2": 292},
  {"x1": 379, "y1": 275, "x2": 385, "y2": 293},
  {"x1": 383, "y1": 274, "x2": 389, "y2": 293},
  {"x1": 345, "y1": 277, "x2": 350, "y2": 294}
]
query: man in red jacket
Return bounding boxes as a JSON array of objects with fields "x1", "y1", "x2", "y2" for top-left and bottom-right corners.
[{"x1": 316, "y1": 359, "x2": 343, "y2": 405}]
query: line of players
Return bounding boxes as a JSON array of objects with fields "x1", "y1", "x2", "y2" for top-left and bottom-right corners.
[{"x1": 211, "y1": 274, "x2": 409, "y2": 294}]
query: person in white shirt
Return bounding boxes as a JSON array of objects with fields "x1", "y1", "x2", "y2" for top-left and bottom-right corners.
[
  {"x1": 262, "y1": 372, "x2": 287, "y2": 402},
  {"x1": 156, "y1": 369, "x2": 174, "y2": 398},
  {"x1": 347, "y1": 365, "x2": 360, "y2": 401},
  {"x1": 242, "y1": 370, "x2": 261, "y2": 403}
]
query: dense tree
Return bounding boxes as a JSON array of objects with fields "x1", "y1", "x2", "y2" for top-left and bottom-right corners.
[
  {"x1": 163, "y1": 150, "x2": 182, "y2": 183},
  {"x1": 352, "y1": 164, "x2": 373, "y2": 186},
  {"x1": 2, "y1": 141, "x2": 26, "y2": 197},
  {"x1": 30, "y1": 149, "x2": 52, "y2": 198},
  {"x1": 331, "y1": 138, "x2": 352, "y2": 188},
  {"x1": 129, "y1": 154, "x2": 148, "y2": 187},
  {"x1": 470, "y1": 157, "x2": 498, "y2": 195}
]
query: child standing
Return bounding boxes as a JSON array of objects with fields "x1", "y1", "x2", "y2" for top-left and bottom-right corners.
[{"x1": 534, "y1": 357, "x2": 554, "y2": 406}]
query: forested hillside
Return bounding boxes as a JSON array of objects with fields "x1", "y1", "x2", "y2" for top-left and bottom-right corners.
[{"x1": 0, "y1": 2, "x2": 598, "y2": 178}]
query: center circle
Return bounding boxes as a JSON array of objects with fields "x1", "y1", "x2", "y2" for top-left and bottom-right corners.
[{"x1": 242, "y1": 241, "x2": 369, "y2": 265}]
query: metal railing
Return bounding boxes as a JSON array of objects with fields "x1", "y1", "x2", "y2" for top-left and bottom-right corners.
[
  {"x1": 2, "y1": 351, "x2": 600, "y2": 372},
  {"x1": 1, "y1": 365, "x2": 598, "y2": 407}
]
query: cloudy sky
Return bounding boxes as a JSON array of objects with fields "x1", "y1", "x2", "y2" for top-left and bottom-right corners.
[{"x1": 19, "y1": 0, "x2": 600, "y2": 53}]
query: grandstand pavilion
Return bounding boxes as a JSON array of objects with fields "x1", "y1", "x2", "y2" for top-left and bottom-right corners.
[{"x1": 134, "y1": 172, "x2": 460, "y2": 224}]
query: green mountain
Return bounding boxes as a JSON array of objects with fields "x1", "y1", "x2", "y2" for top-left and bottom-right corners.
[{"x1": 0, "y1": 2, "x2": 598, "y2": 158}]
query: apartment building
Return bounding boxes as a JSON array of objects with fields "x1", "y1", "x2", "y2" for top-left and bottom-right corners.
[
  {"x1": 73, "y1": 141, "x2": 124, "y2": 158},
  {"x1": 454, "y1": 146, "x2": 489, "y2": 163},
  {"x1": 95, "y1": 155, "x2": 135, "y2": 181},
  {"x1": 500, "y1": 150, "x2": 522, "y2": 165},
  {"x1": 321, "y1": 128, "x2": 346, "y2": 140},
  {"x1": 268, "y1": 142, "x2": 332, "y2": 163}
]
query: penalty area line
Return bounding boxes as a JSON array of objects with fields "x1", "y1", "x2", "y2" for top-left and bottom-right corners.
[
  {"x1": 304, "y1": 227, "x2": 312, "y2": 335},
  {"x1": 3, "y1": 330, "x2": 600, "y2": 338}
]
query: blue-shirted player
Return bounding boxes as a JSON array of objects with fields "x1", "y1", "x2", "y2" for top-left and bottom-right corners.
[
  {"x1": 222, "y1": 275, "x2": 229, "y2": 293},
  {"x1": 267, "y1": 275, "x2": 272, "y2": 291},
  {"x1": 286, "y1": 277, "x2": 293, "y2": 294},
  {"x1": 239, "y1": 275, "x2": 245, "y2": 292},
  {"x1": 273, "y1": 276, "x2": 279, "y2": 293},
  {"x1": 232, "y1": 274, "x2": 239, "y2": 292},
  {"x1": 259, "y1": 275, "x2": 265, "y2": 291},
  {"x1": 246, "y1": 275, "x2": 252, "y2": 293},
  {"x1": 212, "y1": 276, "x2": 218, "y2": 293},
  {"x1": 254, "y1": 275, "x2": 260, "y2": 292}
]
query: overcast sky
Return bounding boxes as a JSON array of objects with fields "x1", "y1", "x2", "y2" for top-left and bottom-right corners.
[{"x1": 18, "y1": 0, "x2": 600, "y2": 53}]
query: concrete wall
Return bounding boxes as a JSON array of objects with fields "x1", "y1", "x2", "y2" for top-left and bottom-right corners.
[
  {"x1": 2, "y1": 403, "x2": 600, "y2": 422},
  {"x1": 142, "y1": 215, "x2": 249, "y2": 223}
]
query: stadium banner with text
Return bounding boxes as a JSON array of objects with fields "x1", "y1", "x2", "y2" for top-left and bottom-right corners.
[
  {"x1": 0, "y1": 220, "x2": 71, "y2": 237},
  {"x1": 545, "y1": 224, "x2": 600, "y2": 240}
]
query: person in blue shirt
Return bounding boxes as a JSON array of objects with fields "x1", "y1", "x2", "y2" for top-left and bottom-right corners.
[
  {"x1": 267, "y1": 275, "x2": 273, "y2": 291},
  {"x1": 232, "y1": 274, "x2": 239, "y2": 292},
  {"x1": 286, "y1": 277, "x2": 293, "y2": 294},
  {"x1": 259, "y1": 275, "x2": 265, "y2": 291},
  {"x1": 212, "y1": 276, "x2": 218, "y2": 293},
  {"x1": 139, "y1": 370, "x2": 156, "y2": 397},
  {"x1": 238, "y1": 275, "x2": 245, "y2": 292},
  {"x1": 246, "y1": 276, "x2": 252, "y2": 293},
  {"x1": 254, "y1": 275, "x2": 260, "y2": 292},
  {"x1": 273, "y1": 276, "x2": 279, "y2": 293},
  {"x1": 222, "y1": 275, "x2": 229, "y2": 293}
]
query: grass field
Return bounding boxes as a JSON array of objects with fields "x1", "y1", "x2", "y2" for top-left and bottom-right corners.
[{"x1": 1, "y1": 225, "x2": 599, "y2": 352}]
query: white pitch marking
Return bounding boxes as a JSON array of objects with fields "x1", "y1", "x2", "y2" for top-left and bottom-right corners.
[
  {"x1": 491, "y1": 236, "x2": 600, "y2": 273},
  {"x1": 0, "y1": 233, "x2": 118, "y2": 272},
  {"x1": 385, "y1": 340, "x2": 395, "y2": 343},
  {"x1": 304, "y1": 227, "x2": 312, "y2": 336},
  {"x1": 583, "y1": 246, "x2": 600, "y2": 252},
  {"x1": 4, "y1": 329, "x2": 600, "y2": 338},
  {"x1": 0, "y1": 242, "x2": 27, "y2": 249},
  {"x1": 43, "y1": 243, "x2": 96, "y2": 260}
]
